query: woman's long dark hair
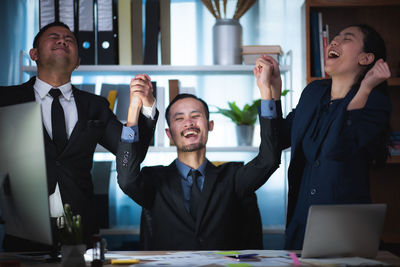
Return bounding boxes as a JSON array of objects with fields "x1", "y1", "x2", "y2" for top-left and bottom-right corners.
[{"x1": 351, "y1": 24, "x2": 391, "y2": 167}]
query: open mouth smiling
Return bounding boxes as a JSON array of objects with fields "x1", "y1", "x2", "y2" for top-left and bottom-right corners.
[
  {"x1": 328, "y1": 49, "x2": 340, "y2": 58},
  {"x1": 182, "y1": 128, "x2": 200, "y2": 137}
]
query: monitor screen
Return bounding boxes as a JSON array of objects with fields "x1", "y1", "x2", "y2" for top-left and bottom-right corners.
[{"x1": 0, "y1": 102, "x2": 52, "y2": 245}]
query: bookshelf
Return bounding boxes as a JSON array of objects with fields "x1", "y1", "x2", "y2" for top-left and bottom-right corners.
[
  {"x1": 20, "y1": 51, "x2": 293, "y2": 154},
  {"x1": 304, "y1": 0, "x2": 400, "y2": 246}
]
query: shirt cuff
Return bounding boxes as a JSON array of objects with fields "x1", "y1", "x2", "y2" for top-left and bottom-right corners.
[
  {"x1": 260, "y1": 100, "x2": 277, "y2": 119},
  {"x1": 121, "y1": 125, "x2": 139, "y2": 143},
  {"x1": 141, "y1": 101, "x2": 156, "y2": 119}
]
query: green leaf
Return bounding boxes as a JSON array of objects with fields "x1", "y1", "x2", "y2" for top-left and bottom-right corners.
[
  {"x1": 212, "y1": 99, "x2": 262, "y2": 125},
  {"x1": 281, "y1": 89, "x2": 291, "y2": 96}
]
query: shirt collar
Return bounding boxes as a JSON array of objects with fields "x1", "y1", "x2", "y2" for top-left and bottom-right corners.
[
  {"x1": 175, "y1": 159, "x2": 207, "y2": 179},
  {"x1": 34, "y1": 77, "x2": 73, "y2": 100}
]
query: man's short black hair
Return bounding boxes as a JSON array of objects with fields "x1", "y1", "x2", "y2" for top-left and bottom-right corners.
[
  {"x1": 33, "y1": 21, "x2": 78, "y2": 48},
  {"x1": 165, "y1": 94, "x2": 210, "y2": 127}
]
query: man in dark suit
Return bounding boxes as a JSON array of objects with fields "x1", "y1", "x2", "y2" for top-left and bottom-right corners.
[
  {"x1": 0, "y1": 21, "x2": 157, "y2": 251},
  {"x1": 116, "y1": 64, "x2": 282, "y2": 249}
]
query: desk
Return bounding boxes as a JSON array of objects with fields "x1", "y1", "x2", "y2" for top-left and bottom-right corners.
[{"x1": 1, "y1": 250, "x2": 399, "y2": 266}]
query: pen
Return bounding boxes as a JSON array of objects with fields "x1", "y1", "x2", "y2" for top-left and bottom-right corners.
[
  {"x1": 111, "y1": 259, "x2": 140, "y2": 265},
  {"x1": 225, "y1": 253, "x2": 259, "y2": 261},
  {"x1": 234, "y1": 253, "x2": 258, "y2": 259}
]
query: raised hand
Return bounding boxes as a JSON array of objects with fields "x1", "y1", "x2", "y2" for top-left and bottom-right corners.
[
  {"x1": 347, "y1": 59, "x2": 391, "y2": 110},
  {"x1": 129, "y1": 74, "x2": 155, "y2": 108},
  {"x1": 253, "y1": 55, "x2": 282, "y2": 100},
  {"x1": 361, "y1": 59, "x2": 391, "y2": 92},
  {"x1": 126, "y1": 74, "x2": 155, "y2": 126}
]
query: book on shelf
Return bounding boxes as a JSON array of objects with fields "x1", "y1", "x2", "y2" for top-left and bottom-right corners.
[
  {"x1": 149, "y1": 81, "x2": 157, "y2": 146},
  {"x1": 100, "y1": 84, "x2": 129, "y2": 121},
  {"x1": 318, "y1": 13, "x2": 330, "y2": 78},
  {"x1": 168, "y1": 79, "x2": 180, "y2": 146},
  {"x1": 160, "y1": 0, "x2": 171, "y2": 65},
  {"x1": 118, "y1": 0, "x2": 132, "y2": 65},
  {"x1": 155, "y1": 86, "x2": 165, "y2": 146},
  {"x1": 310, "y1": 11, "x2": 321, "y2": 77},
  {"x1": 242, "y1": 45, "x2": 282, "y2": 54},
  {"x1": 107, "y1": 90, "x2": 118, "y2": 111},
  {"x1": 321, "y1": 24, "x2": 329, "y2": 78},
  {"x1": 168, "y1": 79, "x2": 180, "y2": 103},
  {"x1": 241, "y1": 45, "x2": 282, "y2": 65},
  {"x1": 131, "y1": 0, "x2": 143, "y2": 65},
  {"x1": 318, "y1": 12, "x2": 325, "y2": 78}
]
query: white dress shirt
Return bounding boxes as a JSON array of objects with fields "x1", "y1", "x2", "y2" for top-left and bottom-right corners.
[
  {"x1": 33, "y1": 78, "x2": 156, "y2": 217},
  {"x1": 33, "y1": 78, "x2": 77, "y2": 217}
]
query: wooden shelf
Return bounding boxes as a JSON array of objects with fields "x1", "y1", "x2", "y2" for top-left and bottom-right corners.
[
  {"x1": 21, "y1": 64, "x2": 291, "y2": 77},
  {"x1": 388, "y1": 77, "x2": 400, "y2": 87}
]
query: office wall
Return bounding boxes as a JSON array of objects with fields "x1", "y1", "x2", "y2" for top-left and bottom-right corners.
[{"x1": 0, "y1": 0, "x2": 38, "y2": 86}]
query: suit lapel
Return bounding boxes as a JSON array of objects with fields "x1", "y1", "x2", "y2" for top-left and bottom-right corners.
[
  {"x1": 291, "y1": 82, "x2": 330, "y2": 158},
  {"x1": 61, "y1": 87, "x2": 87, "y2": 154},
  {"x1": 164, "y1": 163, "x2": 195, "y2": 229}
]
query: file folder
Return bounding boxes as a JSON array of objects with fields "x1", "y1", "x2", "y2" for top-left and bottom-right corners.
[
  {"x1": 100, "y1": 84, "x2": 129, "y2": 121},
  {"x1": 40, "y1": 0, "x2": 75, "y2": 30},
  {"x1": 77, "y1": 0, "x2": 95, "y2": 64},
  {"x1": 143, "y1": 0, "x2": 160, "y2": 64},
  {"x1": 39, "y1": 0, "x2": 56, "y2": 28},
  {"x1": 97, "y1": 0, "x2": 118, "y2": 64},
  {"x1": 59, "y1": 0, "x2": 75, "y2": 31}
]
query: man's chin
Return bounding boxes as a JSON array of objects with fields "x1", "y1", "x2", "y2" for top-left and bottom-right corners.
[{"x1": 179, "y1": 143, "x2": 205, "y2": 152}]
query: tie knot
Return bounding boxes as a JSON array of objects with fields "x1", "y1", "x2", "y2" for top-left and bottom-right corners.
[
  {"x1": 49, "y1": 88, "x2": 62, "y2": 98},
  {"x1": 190, "y1": 169, "x2": 200, "y2": 180}
]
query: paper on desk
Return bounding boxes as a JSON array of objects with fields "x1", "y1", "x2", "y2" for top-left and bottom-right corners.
[
  {"x1": 132, "y1": 251, "x2": 227, "y2": 266},
  {"x1": 84, "y1": 249, "x2": 139, "y2": 262},
  {"x1": 300, "y1": 257, "x2": 388, "y2": 266},
  {"x1": 126, "y1": 251, "x2": 294, "y2": 267}
]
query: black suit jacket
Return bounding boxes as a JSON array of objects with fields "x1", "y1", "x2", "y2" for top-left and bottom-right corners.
[
  {"x1": 116, "y1": 116, "x2": 281, "y2": 250},
  {"x1": 0, "y1": 77, "x2": 157, "y2": 250},
  {"x1": 279, "y1": 80, "x2": 391, "y2": 249}
]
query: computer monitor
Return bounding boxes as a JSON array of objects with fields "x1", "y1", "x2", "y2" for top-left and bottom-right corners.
[{"x1": 0, "y1": 102, "x2": 52, "y2": 245}]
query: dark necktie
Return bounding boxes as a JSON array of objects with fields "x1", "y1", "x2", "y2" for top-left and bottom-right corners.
[
  {"x1": 49, "y1": 88, "x2": 67, "y2": 154},
  {"x1": 190, "y1": 170, "x2": 202, "y2": 221}
]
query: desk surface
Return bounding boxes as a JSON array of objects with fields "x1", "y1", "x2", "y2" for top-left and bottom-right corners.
[{"x1": 1, "y1": 250, "x2": 399, "y2": 266}]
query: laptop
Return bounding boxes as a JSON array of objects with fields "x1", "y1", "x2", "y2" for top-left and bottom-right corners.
[{"x1": 301, "y1": 204, "x2": 386, "y2": 258}]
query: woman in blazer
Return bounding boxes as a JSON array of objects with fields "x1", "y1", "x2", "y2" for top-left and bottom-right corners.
[{"x1": 254, "y1": 24, "x2": 392, "y2": 249}]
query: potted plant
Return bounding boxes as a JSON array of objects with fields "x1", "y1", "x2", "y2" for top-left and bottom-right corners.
[
  {"x1": 214, "y1": 90, "x2": 289, "y2": 146},
  {"x1": 214, "y1": 99, "x2": 261, "y2": 146},
  {"x1": 59, "y1": 204, "x2": 86, "y2": 267}
]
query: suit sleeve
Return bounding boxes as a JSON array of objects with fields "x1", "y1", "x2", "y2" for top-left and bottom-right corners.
[
  {"x1": 116, "y1": 140, "x2": 157, "y2": 209},
  {"x1": 115, "y1": 111, "x2": 159, "y2": 209},
  {"x1": 325, "y1": 89, "x2": 391, "y2": 160},
  {"x1": 100, "y1": 105, "x2": 158, "y2": 159},
  {"x1": 277, "y1": 100, "x2": 294, "y2": 150},
  {"x1": 234, "y1": 115, "x2": 282, "y2": 198}
]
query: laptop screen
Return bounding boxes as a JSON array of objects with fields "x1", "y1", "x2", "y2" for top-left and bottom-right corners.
[{"x1": 301, "y1": 204, "x2": 386, "y2": 258}]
